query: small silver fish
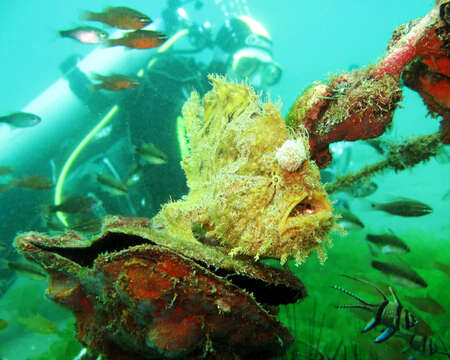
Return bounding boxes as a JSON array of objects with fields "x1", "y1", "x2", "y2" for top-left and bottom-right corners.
[
  {"x1": 371, "y1": 260, "x2": 427, "y2": 289},
  {"x1": 366, "y1": 232, "x2": 410, "y2": 255},
  {"x1": 134, "y1": 143, "x2": 168, "y2": 165},
  {"x1": 336, "y1": 208, "x2": 364, "y2": 231},
  {"x1": 43, "y1": 196, "x2": 97, "y2": 214},
  {"x1": 59, "y1": 26, "x2": 108, "y2": 44},
  {"x1": 371, "y1": 198, "x2": 432, "y2": 217},
  {"x1": 95, "y1": 173, "x2": 128, "y2": 195},
  {"x1": 0, "y1": 112, "x2": 41, "y2": 128}
]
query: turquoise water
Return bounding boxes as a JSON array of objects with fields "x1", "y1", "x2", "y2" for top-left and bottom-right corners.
[{"x1": 0, "y1": 1, "x2": 448, "y2": 359}]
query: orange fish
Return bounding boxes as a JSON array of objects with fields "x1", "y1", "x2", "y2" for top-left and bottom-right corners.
[
  {"x1": 91, "y1": 73, "x2": 139, "y2": 91},
  {"x1": 107, "y1": 30, "x2": 168, "y2": 49},
  {"x1": 82, "y1": 6, "x2": 151, "y2": 30}
]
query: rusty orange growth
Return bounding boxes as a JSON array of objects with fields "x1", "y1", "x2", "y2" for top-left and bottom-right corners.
[
  {"x1": 286, "y1": 1, "x2": 449, "y2": 167},
  {"x1": 13, "y1": 216, "x2": 306, "y2": 359}
]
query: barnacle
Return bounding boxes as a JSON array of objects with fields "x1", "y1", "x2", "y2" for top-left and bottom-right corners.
[{"x1": 275, "y1": 138, "x2": 307, "y2": 172}]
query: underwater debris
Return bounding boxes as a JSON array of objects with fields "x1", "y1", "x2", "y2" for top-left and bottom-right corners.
[
  {"x1": 286, "y1": 2, "x2": 448, "y2": 167},
  {"x1": 286, "y1": 68, "x2": 402, "y2": 168},
  {"x1": 400, "y1": 0, "x2": 450, "y2": 144},
  {"x1": 325, "y1": 132, "x2": 443, "y2": 195},
  {"x1": 14, "y1": 216, "x2": 306, "y2": 359},
  {"x1": 340, "y1": 178, "x2": 378, "y2": 198}
]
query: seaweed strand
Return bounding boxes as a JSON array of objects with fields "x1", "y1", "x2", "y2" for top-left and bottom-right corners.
[{"x1": 325, "y1": 132, "x2": 442, "y2": 194}]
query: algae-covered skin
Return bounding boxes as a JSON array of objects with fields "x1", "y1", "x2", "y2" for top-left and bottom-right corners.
[{"x1": 154, "y1": 76, "x2": 334, "y2": 264}]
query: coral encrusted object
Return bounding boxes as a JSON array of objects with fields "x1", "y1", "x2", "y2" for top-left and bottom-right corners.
[{"x1": 14, "y1": 216, "x2": 306, "y2": 360}]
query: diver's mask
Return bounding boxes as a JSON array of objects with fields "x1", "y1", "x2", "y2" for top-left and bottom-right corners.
[
  {"x1": 216, "y1": 16, "x2": 282, "y2": 88},
  {"x1": 231, "y1": 47, "x2": 282, "y2": 87}
]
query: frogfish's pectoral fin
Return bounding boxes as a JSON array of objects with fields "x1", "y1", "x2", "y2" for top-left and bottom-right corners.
[
  {"x1": 375, "y1": 327, "x2": 395, "y2": 343},
  {"x1": 362, "y1": 318, "x2": 377, "y2": 333}
]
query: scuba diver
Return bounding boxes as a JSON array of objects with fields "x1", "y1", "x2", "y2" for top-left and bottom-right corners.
[
  {"x1": 125, "y1": 0, "x2": 282, "y2": 217},
  {"x1": 57, "y1": 0, "x2": 283, "y2": 220}
]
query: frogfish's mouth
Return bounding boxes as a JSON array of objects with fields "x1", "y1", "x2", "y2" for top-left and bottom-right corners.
[{"x1": 278, "y1": 191, "x2": 333, "y2": 237}]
